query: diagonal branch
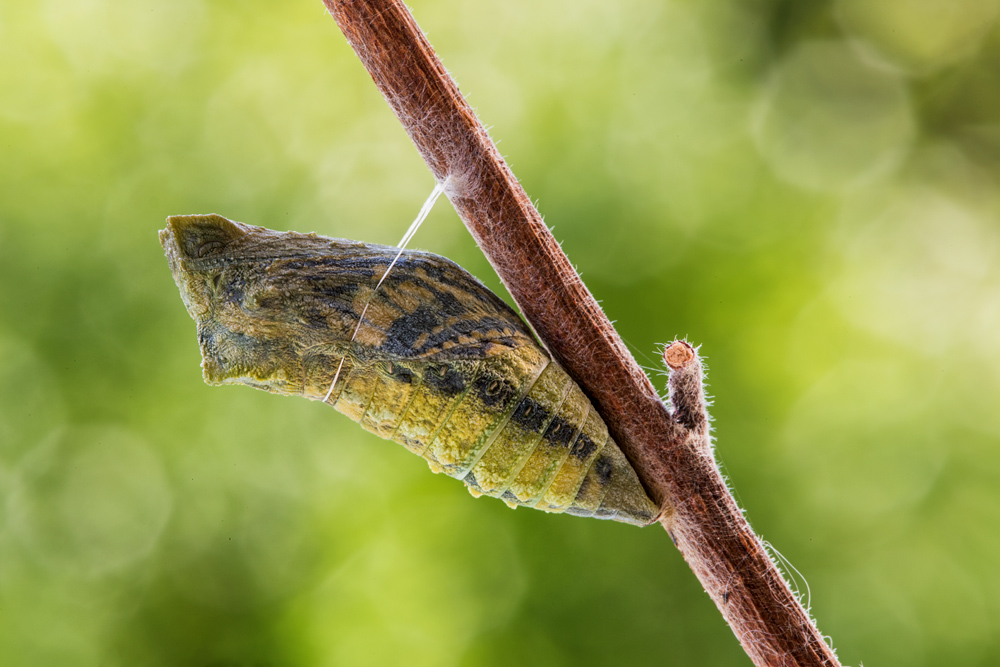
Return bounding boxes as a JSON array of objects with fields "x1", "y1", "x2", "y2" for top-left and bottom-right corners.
[{"x1": 322, "y1": 1, "x2": 842, "y2": 665}]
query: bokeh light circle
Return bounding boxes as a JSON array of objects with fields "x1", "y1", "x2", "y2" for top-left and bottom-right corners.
[
  {"x1": 753, "y1": 40, "x2": 914, "y2": 192},
  {"x1": 8, "y1": 426, "x2": 173, "y2": 576},
  {"x1": 837, "y1": 0, "x2": 1000, "y2": 74}
]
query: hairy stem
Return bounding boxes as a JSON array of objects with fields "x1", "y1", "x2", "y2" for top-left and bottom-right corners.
[{"x1": 322, "y1": 1, "x2": 841, "y2": 665}]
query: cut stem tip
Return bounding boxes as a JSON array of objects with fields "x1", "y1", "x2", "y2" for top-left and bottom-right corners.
[{"x1": 663, "y1": 341, "x2": 695, "y2": 370}]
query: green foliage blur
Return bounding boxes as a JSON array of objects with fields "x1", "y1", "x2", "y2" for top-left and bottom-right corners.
[{"x1": 2, "y1": 0, "x2": 999, "y2": 665}]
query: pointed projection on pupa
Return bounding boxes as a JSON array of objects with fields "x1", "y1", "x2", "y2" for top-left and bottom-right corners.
[{"x1": 160, "y1": 214, "x2": 659, "y2": 526}]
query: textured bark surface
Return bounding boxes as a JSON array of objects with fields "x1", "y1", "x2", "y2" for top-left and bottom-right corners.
[{"x1": 322, "y1": 1, "x2": 843, "y2": 665}]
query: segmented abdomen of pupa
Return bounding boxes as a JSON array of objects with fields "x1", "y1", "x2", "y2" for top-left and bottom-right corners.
[{"x1": 308, "y1": 251, "x2": 660, "y2": 527}]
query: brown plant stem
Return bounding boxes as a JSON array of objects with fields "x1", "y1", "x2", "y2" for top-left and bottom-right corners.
[{"x1": 322, "y1": 1, "x2": 842, "y2": 665}]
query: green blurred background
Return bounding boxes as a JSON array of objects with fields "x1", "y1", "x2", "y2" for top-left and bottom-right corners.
[{"x1": 2, "y1": 0, "x2": 999, "y2": 664}]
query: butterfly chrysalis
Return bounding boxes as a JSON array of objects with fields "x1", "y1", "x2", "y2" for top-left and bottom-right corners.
[{"x1": 160, "y1": 214, "x2": 659, "y2": 526}]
